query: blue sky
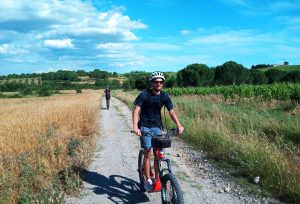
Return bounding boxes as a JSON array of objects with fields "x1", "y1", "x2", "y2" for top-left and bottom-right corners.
[{"x1": 0, "y1": 0, "x2": 299, "y2": 75}]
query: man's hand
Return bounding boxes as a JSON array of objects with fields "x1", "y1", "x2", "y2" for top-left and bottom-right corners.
[
  {"x1": 169, "y1": 110, "x2": 184, "y2": 135},
  {"x1": 133, "y1": 127, "x2": 142, "y2": 136},
  {"x1": 178, "y1": 125, "x2": 184, "y2": 135}
]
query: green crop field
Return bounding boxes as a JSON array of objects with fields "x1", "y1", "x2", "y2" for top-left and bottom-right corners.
[{"x1": 164, "y1": 83, "x2": 300, "y2": 102}]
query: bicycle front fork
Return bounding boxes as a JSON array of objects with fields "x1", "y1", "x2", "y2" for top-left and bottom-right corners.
[{"x1": 157, "y1": 158, "x2": 172, "y2": 178}]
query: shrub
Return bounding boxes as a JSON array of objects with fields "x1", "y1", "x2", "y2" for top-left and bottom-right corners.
[
  {"x1": 37, "y1": 86, "x2": 52, "y2": 97},
  {"x1": 20, "y1": 87, "x2": 33, "y2": 95}
]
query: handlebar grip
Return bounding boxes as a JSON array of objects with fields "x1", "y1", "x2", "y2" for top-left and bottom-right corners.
[{"x1": 170, "y1": 128, "x2": 179, "y2": 135}]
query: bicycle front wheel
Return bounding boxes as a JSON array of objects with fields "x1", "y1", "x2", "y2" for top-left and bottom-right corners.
[{"x1": 161, "y1": 173, "x2": 184, "y2": 204}]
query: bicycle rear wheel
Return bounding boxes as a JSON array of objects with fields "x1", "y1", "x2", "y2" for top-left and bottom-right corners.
[
  {"x1": 161, "y1": 173, "x2": 184, "y2": 204},
  {"x1": 138, "y1": 149, "x2": 146, "y2": 192}
]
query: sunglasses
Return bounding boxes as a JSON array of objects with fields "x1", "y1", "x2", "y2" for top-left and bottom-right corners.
[{"x1": 153, "y1": 80, "x2": 164, "y2": 85}]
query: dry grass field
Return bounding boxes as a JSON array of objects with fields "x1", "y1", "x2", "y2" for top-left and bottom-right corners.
[{"x1": 0, "y1": 91, "x2": 101, "y2": 203}]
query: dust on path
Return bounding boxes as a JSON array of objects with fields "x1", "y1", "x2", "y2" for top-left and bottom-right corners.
[{"x1": 66, "y1": 97, "x2": 264, "y2": 204}]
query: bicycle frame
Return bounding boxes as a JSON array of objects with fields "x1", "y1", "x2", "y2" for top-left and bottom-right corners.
[{"x1": 136, "y1": 129, "x2": 184, "y2": 203}]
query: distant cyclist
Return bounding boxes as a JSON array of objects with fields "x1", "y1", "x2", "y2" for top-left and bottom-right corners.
[
  {"x1": 132, "y1": 71, "x2": 184, "y2": 191},
  {"x1": 104, "y1": 87, "x2": 111, "y2": 109}
]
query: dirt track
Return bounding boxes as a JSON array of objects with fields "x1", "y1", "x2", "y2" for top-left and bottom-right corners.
[{"x1": 66, "y1": 97, "x2": 265, "y2": 204}]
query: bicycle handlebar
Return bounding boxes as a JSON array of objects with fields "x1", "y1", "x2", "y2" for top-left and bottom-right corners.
[{"x1": 130, "y1": 128, "x2": 179, "y2": 137}]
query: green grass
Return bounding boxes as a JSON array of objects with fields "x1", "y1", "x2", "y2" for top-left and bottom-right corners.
[
  {"x1": 174, "y1": 96, "x2": 300, "y2": 202},
  {"x1": 115, "y1": 90, "x2": 300, "y2": 203}
]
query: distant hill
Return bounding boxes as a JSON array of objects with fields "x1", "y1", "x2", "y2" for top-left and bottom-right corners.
[{"x1": 260, "y1": 65, "x2": 300, "y2": 72}]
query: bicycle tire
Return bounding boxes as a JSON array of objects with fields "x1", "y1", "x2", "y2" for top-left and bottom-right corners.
[
  {"x1": 138, "y1": 149, "x2": 146, "y2": 192},
  {"x1": 161, "y1": 173, "x2": 184, "y2": 204}
]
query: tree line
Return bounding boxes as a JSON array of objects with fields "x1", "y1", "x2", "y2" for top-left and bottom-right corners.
[
  {"x1": 0, "y1": 69, "x2": 122, "y2": 97},
  {"x1": 178, "y1": 61, "x2": 299, "y2": 87},
  {"x1": 1, "y1": 61, "x2": 299, "y2": 94},
  {"x1": 0, "y1": 69, "x2": 118, "y2": 80},
  {"x1": 122, "y1": 61, "x2": 300, "y2": 90}
]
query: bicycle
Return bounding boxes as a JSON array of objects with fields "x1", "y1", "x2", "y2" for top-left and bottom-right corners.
[{"x1": 134, "y1": 128, "x2": 184, "y2": 204}]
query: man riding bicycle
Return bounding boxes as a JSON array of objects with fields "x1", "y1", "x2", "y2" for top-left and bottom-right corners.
[
  {"x1": 104, "y1": 87, "x2": 111, "y2": 109},
  {"x1": 132, "y1": 71, "x2": 184, "y2": 192}
]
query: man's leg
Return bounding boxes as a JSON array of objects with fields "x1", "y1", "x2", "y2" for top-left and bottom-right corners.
[
  {"x1": 153, "y1": 148, "x2": 160, "y2": 179},
  {"x1": 140, "y1": 128, "x2": 154, "y2": 191},
  {"x1": 151, "y1": 127, "x2": 162, "y2": 180},
  {"x1": 140, "y1": 127, "x2": 152, "y2": 179},
  {"x1": 143, "y1": 149, "x2": 151, "y2": 179}
]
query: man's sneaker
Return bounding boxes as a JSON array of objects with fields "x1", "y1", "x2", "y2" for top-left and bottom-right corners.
[{"x1": 144, "y1": 178, "x2": 153, "y2": 192}]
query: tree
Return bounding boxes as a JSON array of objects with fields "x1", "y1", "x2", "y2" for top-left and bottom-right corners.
[
  {"x1": 37, "y1": 86, "x2": 52, "y2": 97},
  {"x1": 250, "y1": 70, "x2": 268, "y2": 84},
  {"x1": 251, "y1": 64, "x2": 273, "y2": 70},
  {"x1": 95, "y1": 78, "x2": 109, "y2": 87},
  {"x1": 123, "y1": 71, "x2": 150, "y2": 90},
  {"x1": 76, "y1": 70, "x2": 87, "y2": 76},
  {"x1": 282, "y1": 71, "x2": 300, "y2": 83},
  {"x1": 134, "y1": 75, "x2": 149, "y2": 90},
  {"x1": 265, "y1": 69, "x2": 286, "y2": 83},
  {"x1": 110, "y1": 79, "x2": 121, "y2": 89},
  {"x1": 177, "y1": 64, "x2": 214, "y2": 87},
  {"x1": 89, "y1": 69, "x2": 109, "y2": 79},
  {"x1": 20, "y1": 87, "x2": 33, "y2": 95},
  {"x1": 122, "y1": 80, "x2": 132, "y2": 91},
  {"x1": 165, "y1": 73, "x2": 177, "y2": 87},
  {"x1": 214, "y1": 61, "x2": 249, "y2": 85}
]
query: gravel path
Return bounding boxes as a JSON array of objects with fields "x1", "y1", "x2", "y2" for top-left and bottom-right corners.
[{"x1": 66, "y1": 97, "x2": 270, "y2": 204}]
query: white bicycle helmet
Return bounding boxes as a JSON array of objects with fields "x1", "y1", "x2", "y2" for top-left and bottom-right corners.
[{"x1": 149, "y1": 71, "x2": 165, "y2": 81}]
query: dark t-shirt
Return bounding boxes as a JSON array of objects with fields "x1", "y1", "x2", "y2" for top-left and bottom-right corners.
[{"x1": 133, "y1": 89, "x2": 173, "y2": 128}]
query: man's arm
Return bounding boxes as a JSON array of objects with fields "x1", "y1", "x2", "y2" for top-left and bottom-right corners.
[
  {"x1": 132, "y1": 106, "x2": 141, "y2": 136},
  {"x1": 169, "y1": 109, "x2": 184, "y2": 134}
]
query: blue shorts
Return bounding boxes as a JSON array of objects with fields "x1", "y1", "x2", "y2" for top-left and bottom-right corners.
[{"x1": 140, "y1": 127, "x2": 162, "y2": 150}]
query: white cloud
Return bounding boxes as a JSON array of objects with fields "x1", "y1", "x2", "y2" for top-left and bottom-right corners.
[
  {"x1": 0, "y1": 0, "x2": 148, "y2": 72},
  {"x1": 0, "y1": 44, "x2": 10, "y2": 54},
  {"x1": 0, "y1": 0, "x2": 146, "y2": 41},
  {"x1": 189, "y1": 31, "x2": 250, "y2": 45},
  {"x1": 96, "y1": 43, "x2": 132, "y2": 52},
  {"x1": 97, "y1": 42, "x2": 180, "y2": 52},
  {"x1": 188, "y1": 30, "x2": 275, "y2": 46},
  {"x1": 180, "y1": 30, "x2": 191, "y2": 35},
  {"x1": 44, "y1": 39, "x2": 74, "y2": 49},
  {"x1": 0, "y1": 44, "x2": 28, "y2": 54}
]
